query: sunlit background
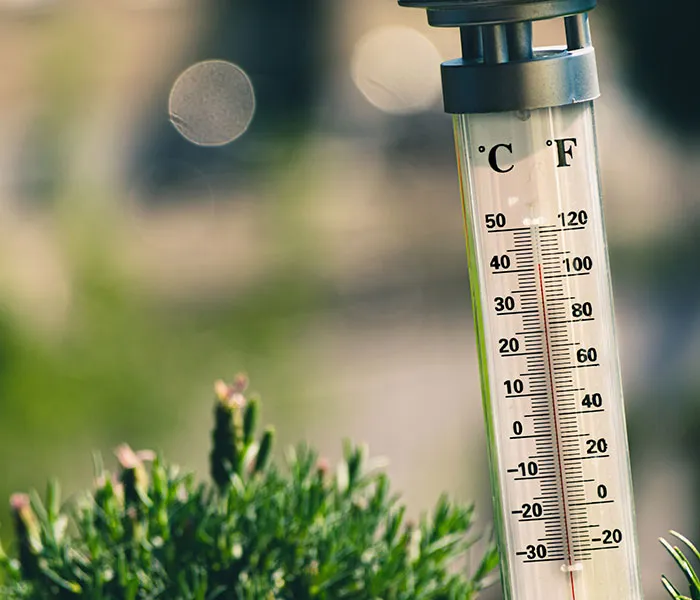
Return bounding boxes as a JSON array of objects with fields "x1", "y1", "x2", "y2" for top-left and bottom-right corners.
[{"x1": 0, "y1": 0, "x2": 698, "y2": 597}]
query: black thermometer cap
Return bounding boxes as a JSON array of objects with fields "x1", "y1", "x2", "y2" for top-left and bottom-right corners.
[
  {"x1": 397, "y1": 0, "x2": 599, "y2": 114},
  {"x1": 397, "y1": 0, "x2": 596, "y2": 27}
]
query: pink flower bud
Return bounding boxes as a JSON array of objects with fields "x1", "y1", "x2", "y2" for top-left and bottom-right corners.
[
  {"x1": 232, "y1": 373, "x2": 249, "y2": 393},
  {"x1": 10, "y1": 493, "x2": 30, "y2": 513},
  {"x1": 136, "y1": 450, "x2": 156, "y2": 463},
  {"x1": 214, "y1": 379, "x2": 230, "y2": 402},
  {"x1": 115, "y1": 444, "x2": 141, "y2": 470},
  {"x1": 316, "y1": 458, "x2": 330, "y2": 477},
  {"x1": 214, "y1": 378, "x2": 248, "y2": 408}
]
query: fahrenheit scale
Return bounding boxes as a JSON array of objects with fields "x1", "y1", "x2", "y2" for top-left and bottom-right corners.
[{"x1": 397, "y1": 1, "x2": 644, "y2": 599}]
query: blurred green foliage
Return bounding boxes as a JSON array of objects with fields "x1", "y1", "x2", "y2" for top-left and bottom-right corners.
[
  {"x1": 0, "y1": 378, "x2": 497, "y2": 599},
  {"x1": 0, "y1": 226, "x2": 326, "y2": 541},
  {"x1": 1, "y1": 7, "x2": 330, "y2": 547}
]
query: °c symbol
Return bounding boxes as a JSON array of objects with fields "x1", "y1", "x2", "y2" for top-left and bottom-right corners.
[
  {"x1": 487, "y1": 143, "x2": 514, "y2": 173},
  {"x1": 478, "y1": 146, "x2": 486, "y2": 153}
]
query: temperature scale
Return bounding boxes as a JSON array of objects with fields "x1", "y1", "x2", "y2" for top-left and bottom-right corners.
[{"x1": 396, "y1": 1, "x2": 644, "y2": 599}]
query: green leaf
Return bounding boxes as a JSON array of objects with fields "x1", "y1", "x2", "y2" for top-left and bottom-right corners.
[
  {"x1": 662, "y1": 575, "x2": 685, "y2": 600},
  {"x1": 254, "y1": 427, "x2": 275, "y2": 473},
  {"x1": 672, "y1": 531, "x2": 700, "y2": 565},
  {"x1": 28, "y1": 490, "x2": 48, "y2": 528},
  {"x1": 39, "y1": 563, "x2": 82, "y2": 594},
  {"x1": 474, "y1": 542, "x2": 500, "y2": 588},
  {"x1": 46, "y1": 479, "x2": 61, "y2": 525},
  {"x1": 243, "y1": 397, "x2": 260, "y2": 447}
]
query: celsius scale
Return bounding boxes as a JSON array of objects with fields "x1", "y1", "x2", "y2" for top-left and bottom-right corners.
[{"x1": 396, "y1": 1, "x2": 644, "y2": 599}]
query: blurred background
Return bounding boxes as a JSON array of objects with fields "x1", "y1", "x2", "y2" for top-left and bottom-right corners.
[{"x1": 0, "y1": 0, "x2": 698, "y2": 597}]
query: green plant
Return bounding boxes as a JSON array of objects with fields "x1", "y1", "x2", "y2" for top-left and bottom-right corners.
[
  {"x1": 0, "y1": 375, "x2": 498, "y2": 599},
  {"x1": 660, "y1": 531, "x2": 700, "y2": 599}
]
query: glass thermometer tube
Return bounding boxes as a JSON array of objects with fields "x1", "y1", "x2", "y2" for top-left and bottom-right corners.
[
  {"x1": 455, "y1": 102, "x2": 643, "y2": 600},
  {"x1": 394, "y1": 1, "x2": 644, "y2": 597}
]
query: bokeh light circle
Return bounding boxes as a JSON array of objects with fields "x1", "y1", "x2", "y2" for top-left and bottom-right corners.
[
  {"x1": 351, "y1": 26, "x2": 443, "y2": 115},
  {"x1": 169, "y1": 60, "x2": 256, "y2": 147}
]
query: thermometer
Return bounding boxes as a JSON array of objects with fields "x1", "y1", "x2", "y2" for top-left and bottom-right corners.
[{"x1": 396, "y1": 1, "x2": 644, "y2": 599}]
